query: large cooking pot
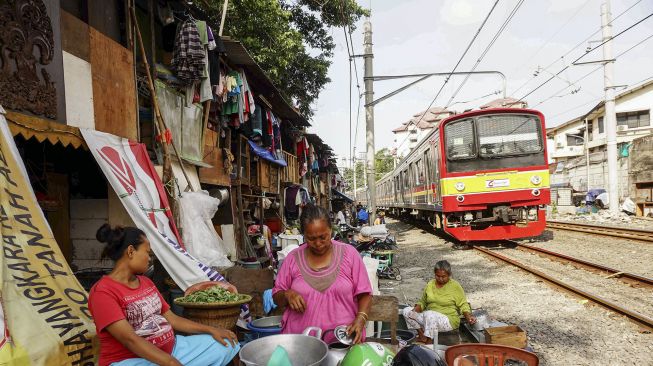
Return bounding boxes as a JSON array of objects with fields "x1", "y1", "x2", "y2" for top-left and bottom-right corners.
[{"x1": 239, "y1": 327, "x2": 328, "y2": 366}]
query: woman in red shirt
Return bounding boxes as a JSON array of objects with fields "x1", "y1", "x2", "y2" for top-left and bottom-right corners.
[{"x1": 89, "y1": 224, "x2": 239, "y2": 366}]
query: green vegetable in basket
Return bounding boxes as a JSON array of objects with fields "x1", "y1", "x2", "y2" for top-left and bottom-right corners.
[{"x1": 176, "y1": 285, "x2": 247, "y2": 303}]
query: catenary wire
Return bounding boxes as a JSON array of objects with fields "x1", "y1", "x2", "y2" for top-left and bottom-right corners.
[
  {"x1": 445, "y1": 0, "x2": 525, "y2": 108},
  {"x1": 510, "y1": 0, "x2": 644, "y2": 97}
]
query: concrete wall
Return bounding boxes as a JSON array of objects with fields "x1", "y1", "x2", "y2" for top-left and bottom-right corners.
[
  {"x1": 551, "y1": 152, "x2": 630, "y2": 199},
  {"x1": 71, "y1": 199, "x2": 113, "y2": 270}
]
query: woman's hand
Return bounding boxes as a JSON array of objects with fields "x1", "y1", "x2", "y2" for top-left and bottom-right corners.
[
  {"x1": 464, "y1": 313, "x2": 477, "y2": 325},
  {"x1": 285, "y1": 289, "x2": 307, "y2": 313},
  {"x1": 346, "y1": 314, "x2": 367, "y2": 344},
  {"x1": 413, "y1": 304, "x2": 423, "y2": 313},
  {"x1": 209, "y1": 327, "x2": 238, "y2": 347}
]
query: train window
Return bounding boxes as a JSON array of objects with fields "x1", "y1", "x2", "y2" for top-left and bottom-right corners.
[
  {"x1": 477, "y1": 114, "x2": 542, "y2": 157},
  {"x1": 444, "y1": 119, "x2": 475, "y2": 159},
  {"x1": 423, "y1": 150, "x2": 431, "y2": 185},
  {"x1": 415, "y1": 159, "x2": 424, "y2": 185}
]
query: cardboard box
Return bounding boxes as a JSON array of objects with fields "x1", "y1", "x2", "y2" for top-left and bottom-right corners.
[{"x1": 484, "y1": 325, "x2": 527, "y2": 349}]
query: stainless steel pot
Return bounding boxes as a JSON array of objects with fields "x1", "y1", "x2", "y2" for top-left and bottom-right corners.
[
  {"x1": 325, "y1": 342, "x2": 349, "y2": 366},
  {"x1": 239, "y1": 327, "x2": 328, "y2": 366}
]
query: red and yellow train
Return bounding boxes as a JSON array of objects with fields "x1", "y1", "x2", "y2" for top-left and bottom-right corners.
[{"x1": 358, "y1": 108, "x2": 550, "y2": 242}]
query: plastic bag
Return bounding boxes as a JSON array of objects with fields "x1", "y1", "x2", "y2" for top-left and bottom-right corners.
[
  {"x1": 621, "y1": 197, "x2": 636, "y2": 215},
  {"x1": 178, "y1": 191, "x2": 233, "y2": 267}
]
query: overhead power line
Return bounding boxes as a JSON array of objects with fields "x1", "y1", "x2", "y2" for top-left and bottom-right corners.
[
  {"x1": 533, "y1": 32, "x2": 653, "y2": 108},
  {"x1": 445, "y1": 0, "x2": 525, "y2": 108},
  {"x1": 510, "y1": 0, "x2": 644, "y2": 97},
  {"x1": 514, "y1": 11, "x2": 653, "y2": 104},
  {"x1": 394, "y1": 0, "x2": 501, "y2": 151}
]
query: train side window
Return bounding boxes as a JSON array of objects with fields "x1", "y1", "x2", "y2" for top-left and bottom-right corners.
[{"x1": 423, "y1": 150, "x2": 431, "y2": 185}]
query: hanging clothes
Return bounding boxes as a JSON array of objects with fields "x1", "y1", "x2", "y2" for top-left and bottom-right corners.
[
  {"x1": 284, "y1": 185, "x2": 302, "y2": 220},
  {"x1": 297, "y1": 137, "x2": 309, "y2": 177},
  {"x1": 171, "y1": 20, "x2": 205, "y2": 86}
]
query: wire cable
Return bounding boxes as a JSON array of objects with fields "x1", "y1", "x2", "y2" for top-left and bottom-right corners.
[
  {"x1": 514, "y1": 11, "x2": 653, "y2": 104},
  {"x1": 510, "y1": 0, "x2": 644, "y2": 97},
  {"x1": 394, "y1": 0, "x2": 501, "y2": 152},
  {"x1": 445, "y1": 0, "x2": 525, "y2": 108}
]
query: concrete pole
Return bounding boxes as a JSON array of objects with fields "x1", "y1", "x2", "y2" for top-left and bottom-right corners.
[
  {"x1": 352, "y1": 147, "x2": 357, "y2": 199},
  {"x1": 363, "y1": 19, "x2": 376, "y2": 223},
  {"x1": 585, "y1": 119, "x2": 591, "y2": 192},
  {"x1": 602, "y1": 1, "x2": 619, "y2": 214}
]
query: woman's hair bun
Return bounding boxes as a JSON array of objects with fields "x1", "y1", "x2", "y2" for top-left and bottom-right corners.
[{"x1": 96, "y1": 223, "x2": 113, "y2": 243}]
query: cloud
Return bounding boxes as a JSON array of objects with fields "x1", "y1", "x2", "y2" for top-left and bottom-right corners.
[
  {"x1": 439, "y1": 0, "x2": 489, "y2": 26},
  {"x1": 546, "y1": 0, "x2": 590, "y2": 14}
]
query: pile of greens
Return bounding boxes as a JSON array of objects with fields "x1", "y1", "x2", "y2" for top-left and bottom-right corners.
[{"x1": 176, "y1": 285, "x2": 247, "y2": 304}]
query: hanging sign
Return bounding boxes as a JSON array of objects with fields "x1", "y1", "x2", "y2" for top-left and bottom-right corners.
[{"x1": 0, "y1": 109, "x2": 97, "y2": 365}]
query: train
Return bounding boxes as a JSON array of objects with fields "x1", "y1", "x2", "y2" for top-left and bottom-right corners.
[{"x1": 356, "y1": 108, "x2": 550, "y2": 242}]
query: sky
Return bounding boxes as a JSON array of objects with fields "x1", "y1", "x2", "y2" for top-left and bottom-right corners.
[{"x1": 307, "y1": 0, "x2": 653, "y2": 168}]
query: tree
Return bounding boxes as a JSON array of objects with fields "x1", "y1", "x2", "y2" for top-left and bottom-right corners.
[
  {"x1": 342, "y1": 148, "x2": 395, "y2": 192},
  {"x1": 203, "y1": 0, "x2": 368, "y2": 119},
  {"x1": 375, "y1": 148, "x2": 394, "y2": 178}
]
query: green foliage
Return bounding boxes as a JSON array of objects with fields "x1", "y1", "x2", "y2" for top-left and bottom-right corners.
[
  {"x1": 204, "y1": 0, "x2": 368, "y2": 119},
  {"x1": 175, "y1": 285, "x2": 248, "y2": 303},
  {"x1": 341, "y1": 148, "x2": 396, "y2": 191}
]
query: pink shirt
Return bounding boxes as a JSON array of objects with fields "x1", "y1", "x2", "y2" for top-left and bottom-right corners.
[{"x1": 273, "y1": 241, "x2": 372, "y2": 344}]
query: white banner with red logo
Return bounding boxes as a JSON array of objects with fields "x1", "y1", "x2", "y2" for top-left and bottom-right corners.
[{"x1": 80, "y1": 129, "x2": 227, "y2": 290}]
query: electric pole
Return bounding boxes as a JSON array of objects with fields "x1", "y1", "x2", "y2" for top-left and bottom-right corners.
[
  {"x1": 363, "y1": 19, "x2": 376, "y2": 223},
  {"x1": 602, "y1": 1, "x2": 619, "y2": 214},
  {"x1": 352, "y1": 147, "x2": 357, "y2": 198}
]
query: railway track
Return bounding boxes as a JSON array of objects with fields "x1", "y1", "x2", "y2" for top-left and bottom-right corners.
[
  {"x1": 547, "y1": 220, "x2": 653, "y2": 243},
  {"x1": 506, "y1": 241, "x2": 653, "y2": 289},
  {"x1": 473, "y1": 245, "x2": 653, "y2": 331}
]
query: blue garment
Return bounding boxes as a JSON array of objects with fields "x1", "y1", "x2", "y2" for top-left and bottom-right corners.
[
  {"x1": 357, "y1": 209, "x2": 369, "y2": 222},
  {"x1": 111, "y1": 334, "x2": 240, "y2": 366},
  {"x1": 263, "y1": 288, "x2": 277, "y2": 314}
]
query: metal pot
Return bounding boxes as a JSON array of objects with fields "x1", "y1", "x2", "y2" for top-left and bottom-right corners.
[
  {"x1": 325, "y1": 342, "x2": 350, "y2": 366},
  {"x1": 239, "y1": 327, "x2": 328, "y2": 366},
  {"x1": 471, "y1": 309, "x2": 490, "y2": 331}
]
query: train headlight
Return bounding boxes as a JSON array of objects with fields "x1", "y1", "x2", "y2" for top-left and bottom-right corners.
[
  {"x1": 532, "y1": 189, "x2": 541, "y2": 197},
  {"x1": 456, "y1": 195, "x2": 465, "y2": 203},
  {"x1": 530, "y1": 175, "x2": 542, "y2": 185},
  {"x1": 455, "y1": 182, "x2": 465, "y2": 191}
]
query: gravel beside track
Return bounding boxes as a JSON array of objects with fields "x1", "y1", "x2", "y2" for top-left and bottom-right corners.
[
  {"x1": 381, "y1": 218, "x2": 653, "y2": 366},
  {"x1": 525, "y1": 229, "x2": 653, "y2": 278}
]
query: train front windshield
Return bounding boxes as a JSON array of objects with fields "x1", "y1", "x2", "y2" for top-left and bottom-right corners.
[{"x1": 444, "y1": 114, "x2": 545, "y2": 173}]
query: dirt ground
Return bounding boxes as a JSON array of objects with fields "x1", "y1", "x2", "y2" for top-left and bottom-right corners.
[{"x1": 379, "y1": 218, "x2": 653, "y2": 366}]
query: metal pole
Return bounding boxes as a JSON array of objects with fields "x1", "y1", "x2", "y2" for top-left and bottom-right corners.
[
  {"x1": 602, "y1": 1, "x2": 619, "y2": 214},
  {"x1": 353, "y1": 147, "x2": 357, "y2": 199},
  {"x1": 585, "y1": 119, "x2": 591, "y2": 192},
  {"x1": 363, "y1": 19, "x2": 376, "y2": 223}
]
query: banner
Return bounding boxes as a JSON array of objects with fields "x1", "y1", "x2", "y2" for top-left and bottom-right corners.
[
  {"x1": 0, "y1": 109, "x2": 97, "y2": 365},
  {"x1": 80, "y1": 129, "x2": 231, "y2": 290}
]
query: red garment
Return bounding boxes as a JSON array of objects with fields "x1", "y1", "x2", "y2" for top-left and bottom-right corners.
[{"x1": 89, "y1": 276, "x2": 175, "y2": 366}]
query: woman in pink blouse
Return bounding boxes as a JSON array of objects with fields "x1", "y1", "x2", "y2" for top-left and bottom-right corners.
[{"x1": 273, "y1": 204, "x2": 373, "y2": 344}]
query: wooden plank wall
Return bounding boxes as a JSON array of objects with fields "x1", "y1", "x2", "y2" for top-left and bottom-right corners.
[
  {"x1": 89, "y1": 28, "x2": 137, "y2": 140},
  {"x1": 199, "y1": 129, "x2": 231, "y2": 186}
]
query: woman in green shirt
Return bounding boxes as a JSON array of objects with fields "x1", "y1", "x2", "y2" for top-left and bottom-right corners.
[{"x1": 402, "y1": 260, "x2": 476, "y2": 343}]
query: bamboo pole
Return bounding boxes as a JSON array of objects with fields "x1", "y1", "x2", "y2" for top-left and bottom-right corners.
[{"x1": 130, "y1": 6, "x2": 196, "y2": 193}]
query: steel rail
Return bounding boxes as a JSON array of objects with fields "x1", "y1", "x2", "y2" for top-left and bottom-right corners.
[
  {"x1": 506, "y1": 241, "x2": 653, "y2": 288},
  {"x1": 473, "y1": 245, "x2": 653, "y2": 331},
  {"x1": 547, "y1": 220, "x2": 653, "y2": 243}
]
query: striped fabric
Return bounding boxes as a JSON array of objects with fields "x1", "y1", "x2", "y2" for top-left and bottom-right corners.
[{"x1": 172, "y1": 20, "x2": 206, "y2": 85}]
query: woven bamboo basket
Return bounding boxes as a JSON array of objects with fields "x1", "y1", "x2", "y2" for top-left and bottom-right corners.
[{"x1": 174, "y1": 295, "x2": 252, "y2": 331}]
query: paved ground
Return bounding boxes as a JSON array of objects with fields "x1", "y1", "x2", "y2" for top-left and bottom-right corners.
[{"x1": 379, "y1": 218, "x2": 653, "y2": 366}]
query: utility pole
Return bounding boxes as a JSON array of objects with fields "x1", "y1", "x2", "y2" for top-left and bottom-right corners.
[
  {"x1": 363, "y1": 19, "x2": 376, "y2": 223},
  {"x1": 584, "y1": 119, "x2": 591, "y2": 192},
  {"x1": 352, "y1": 147, "x2": 357, "y2": 199},
  {"x1": 602, "y1": 1, "x2": 619, "y2": 214}
]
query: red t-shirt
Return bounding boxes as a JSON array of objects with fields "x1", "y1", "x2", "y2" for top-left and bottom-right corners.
[{"x1": 89, "y1": 276, "x2": 175, "y2": 366}]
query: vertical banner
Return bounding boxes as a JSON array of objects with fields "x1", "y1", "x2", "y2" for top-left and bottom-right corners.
[
  {"x1": 80, "y1": 129, "x2": 230, "y2": 289},
  {"x1": 0, "y1": 110, "x2": 97, "y2": 365}
]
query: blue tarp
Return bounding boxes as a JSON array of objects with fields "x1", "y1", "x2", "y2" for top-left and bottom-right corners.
[{"x1": 247, "y1": 140, "x2": 287, "y2": 167}]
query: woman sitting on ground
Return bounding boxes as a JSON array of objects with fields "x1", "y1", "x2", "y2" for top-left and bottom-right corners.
[
  {"x1": 273, "y1": 204, "x2": 373, "y2": 344},
  {"x1": 402, "y1": 260, "x2": 476, "y2": 343},
  {"x1": 88, "y1": 224, "x2": 239, "y2": 366}
]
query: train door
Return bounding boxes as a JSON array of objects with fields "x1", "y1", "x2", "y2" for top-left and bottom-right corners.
[
  {"x1": 433, "y1": 141, "x2": 442, "y2": 205},
  {"x1": 415, "y1": 159, "x2": 425, "y2": 204},
  {"x1": 424, "y1": 149, "x2": 432, "y2": 204}
]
